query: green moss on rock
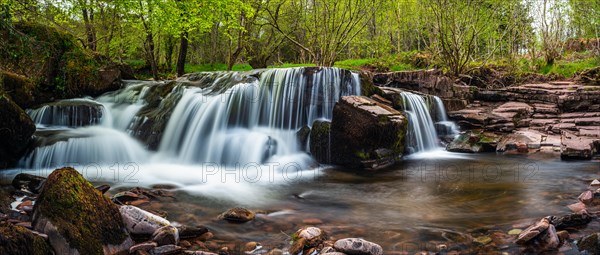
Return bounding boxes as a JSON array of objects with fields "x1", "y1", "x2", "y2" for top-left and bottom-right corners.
[
  {"x1": 33, "y1": 167, "x2": 130, "y2": 255},
  {"x1": 359, "y1": 71, "x2": 383, "y2": 97},
  {"x1": 0, "y1": 222, "x2": 52, "y2": 255},
  {"x1": 0, "y1": 89, "x2": 35, "y2": 169}
]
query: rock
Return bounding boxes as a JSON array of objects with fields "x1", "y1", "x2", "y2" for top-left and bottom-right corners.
[
  {"x1": 0, "y1": 222, "x2": 52, "y2": 255},
  {"x1": 184, "y1": 251, "x2": 219, "y2": 255},
  {"x1": 538, "y1": 224, "x2": 560, "y2": 251},
  {"x1": 150, "y1": 244, "x2": 183, "y2": 255},
  {"x1": 32, "y1": 167, "x2": 134, "y2": 255},
  {"x1": 578, "y1": 233, "x2": 600, "y2": 254},
  {"x1": 516, "y1": 217, "x2": 551, "y2": 244},
  {"x1": 12, "y1": 173, "x2": 46, "y2": 193},
  {"x1": 244, "y1": 241, "x2": 259, "y2": 252},
  {"x1": 321, "y1": 253, "x2": 347, "y2": 255},
  {"x1": 94, "y1": 184, "x2": 110, "y2": 194},
  {"x1": 130, "y1": 241, "x2": 158, "y2": 253},
  {"x1": 310, "y1": 120, "x2": 332, "y2": 164},
  {"x1": 557, "y1": 230, "x2": 569, "y2": 244},
  {"x1": 289, "y1": 227, "x2": 328, "y2": 255},
  {"x1": 0, "y1": 91, "x2": 36, "y2": 169},
  {"x1": 551, "y1": 212, "x2": 592, "y2": 230},
  {"x1": 267, "y1": 248, "x2": 284, "y2": 255},
  {"x1": 567, "y1": 202, "x2": 587, "y2": 213},
  {"x1": 177, "y1": 225, "x2": 209, "y2": 239},
  {"x1": 333, "y1": 238, "x2": 383, "y2": 255},
  {"x1": 120, "y1": 205, "x2": 171, "y2": 235},
  {"x1": 218, "y1": 207, "x2": 255, "y2": 223},
  {"x1": 446, "y1": 130, "x2": 499, "y2": 153},
  {"x1": 296, "y1": 126, "x2": 311, "y2": 151},
  {"x1": 591, "y1": 179, "x2": 600, "y2": 188},
  {"x1": 578, "y1": 190, "x2": 594, "y2": 204},
  {"x1": 473, "y1": 236, "x2": 492, "y2": 245},
  {"x1": 561, "y1": 130, "x2": 594, "y2": 160},
  {"x1": 26, "y1": 99, "x2": 106, "y2": 127},
  {"x1": 151, "y1": 225, "x2": 179, "y2": 246},
  {"x1": 508, "y1": 229, "x2": 522, "y2": 235},
  {"x1": 112, "y1": 191, "x2": 150, "y2": 205},
  {"x1": 330, "y1": 96, "x2": 407, "y2": 169}
]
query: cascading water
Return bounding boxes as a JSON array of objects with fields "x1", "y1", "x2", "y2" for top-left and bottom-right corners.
[
  {"x1": 400, "y1": 92, "x2": 439, "y2": 152},
  {"x1": 27, "y1": 98, "x2": 106, "y2": 127},
  {"x1": 158, "y1": 67, "x2": 360, "y2": 167},
  {"x1": 432, "y1": 96, "x2": 459, "y2": 136}
]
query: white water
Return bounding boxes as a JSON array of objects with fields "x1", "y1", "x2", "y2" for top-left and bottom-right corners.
[
  {"x1": 27, "y1": 98, "x2": 106, "y2": 128},
  {"x1": 432, "y1": 96, "x2": 459, "y2": 136},
  {"x1": 400, "y1": 92, "x2": 439, "y2": 152}
]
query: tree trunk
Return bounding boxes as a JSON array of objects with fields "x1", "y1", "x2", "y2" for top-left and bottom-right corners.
[
  {"x1": 82, "y1": 8, "x2": 96, "y2": 51},
  {"x1": 145, "y1": 33, "x2": 159, "y2": 80},
  {"x1": 176, "y1": 31, "x2": 188, "y2": 77}
]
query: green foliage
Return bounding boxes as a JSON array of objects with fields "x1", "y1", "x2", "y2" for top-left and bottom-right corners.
[
  {"x1": 539, "y1": 58, "x2": 600, "y2": 78},
  {"x1": 185, "y1": 63, "x2": 252, "y2": 72}
]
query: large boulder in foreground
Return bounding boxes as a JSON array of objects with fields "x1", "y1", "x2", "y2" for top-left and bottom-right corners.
[
  {"x1": 0, "y1": 91, "x2": 36, "y2": 169},
  {"x1": 331, "y1": 96, "x2": 407, "y2": 169},
  {"x1": 33, "y1": 167, "x2": 134, "y2": 255}
]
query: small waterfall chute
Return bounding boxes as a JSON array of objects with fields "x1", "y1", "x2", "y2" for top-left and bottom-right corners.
[
  {"x1": 432, "y1": 96, "x2": 459, "y2": 136},
  {"x1": 400, "y1": 92, "x2": 439, "y2": 152}
]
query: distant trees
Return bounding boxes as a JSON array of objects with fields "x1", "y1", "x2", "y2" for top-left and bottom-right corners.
[{"x1": 2, "y1": 0, "x2": 599, "y2": 76}]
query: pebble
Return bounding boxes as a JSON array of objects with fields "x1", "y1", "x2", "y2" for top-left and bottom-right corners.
[
  {"x1": 333, "y1": 238, "x2": 383, "y2": 255},
  {"x1": 129, "y1": 241, "x2": 158, "y2": 253},
  {"x1": 218, "y1": 208, "x2": 255, "y2": 223},
  {"x1": 149, "y1": 245, "x2": 182, "y2": 255},
  {"x1": 151, "y1": 225, "x2": 179, "y2": 246}
]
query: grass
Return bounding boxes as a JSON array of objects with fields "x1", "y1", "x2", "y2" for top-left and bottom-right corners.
[
  {"x1": 268, "y1": 63, "x2": 316, "y2": 68},
  {"x1": 539, "y1": 57, "x2": 600, "y2": 78},
  {"x1": 334, "y1": 58, "x2": 377, "y2": 70}
]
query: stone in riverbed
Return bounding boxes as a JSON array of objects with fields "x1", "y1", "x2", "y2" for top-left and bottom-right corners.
[
  {"x1": 149, "y1": 244, "x2": 183, "y2": 255},
  {"x1": 446, "y1": 130, "x2": 499, "y2": 153},
  {"x1": 561, "y1": 130, "x2": 595, "y2": 160},
  {"x1": 567, "y1": 202, "x2": 587, "y2": 213},
  {"x1": 310, "y1": 120, "x2": 332, "y2": 164},
  {"x1": 516, "y1": 217, "x2": 551, "y2": 244},
  {"x1": 289, "y1": 227, "x2": 328, "y2": 255},
  {"x1": 151, "y1": 225, "x2": 179, "y2": 246},
  {"x1": 333, "y1": 238, "x2": 383, "y2": 255},
  {"x1": 218, "y1": 207, "x2": 255, "y2": 223},
  {"x1": 32, "y1": 167, "x2": 134, "y2": 255},
  {"x1": 130, "y1": 241, "x2": 158, "y2": 253},
  {"x1": 120, "y1": 205, "x2": 171, "y2": 235},
  {"x1": 577, "y1": 233, "x2": 600, "y2": 254},
  {"x1": 551, "y1": 212, "x2": 592, "y2": 230},
  {"x1": 537, "y1": 224, "x2": 560, "y2": 251},
  {"x1": 591, "y1": 179, "x2": 600, "y2": 188},
  {"x1": 578, "y1": 190, "x2": 594, "y2": 204},
  {"x1": 12, "y1": 173, "x2": 46, "y2": 194}
]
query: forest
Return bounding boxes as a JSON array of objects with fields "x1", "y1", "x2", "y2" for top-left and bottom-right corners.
[{"x1": 2, "y1": 0, "x2": 599, "y2": 80}]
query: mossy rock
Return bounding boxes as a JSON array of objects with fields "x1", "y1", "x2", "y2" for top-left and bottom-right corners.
[
  {"x1": 33, "y1": 167, "x2": 133, "y2": 255},
  {"x1": 0, "y1": 90, "x2": 35, "y2": 169},
  {"x1": 310, "y1": 120, "x2": 332, "y2": 164},
  {"x1": 0, "y1": 222, "x2": 52, "y2": 255},
  {"x1": 0, "y1": 70, "x2": 35, "y2": 108},
  {"x1": 359, "y1": 71, "x2": 383, "y2": 97}
]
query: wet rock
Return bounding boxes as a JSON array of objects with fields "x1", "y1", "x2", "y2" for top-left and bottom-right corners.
[
  {"x1": 330, "y1": 96, "x2": 407, "y2": 169},
  {"x1": 266, "y1": 248, "x2": 284, "y2": 255},
  {"x1": 150, "y1": 244, "x2": 183, "y2": 255},
  {"x1": 557, "y1": 230, "x2": 569, "y2": 245},
  {"x1": 537, "y1": 224, "x2": 560, "y2": 251},
  {"x1": 120, "y1": 205, "x2": 171, "y2": 235},
  {"x1": 12, "y1": 173, "x2": 46, "y2": 193},
  {"x1": 177, "y1": 225, "x2": 209, "y2": 239},
  {"x1": 27, "y1": 99, "x2": 106, "y2": 127},
  {"x1": 567, "y1": 202, "x2": 587, "y2": 213},
  {"x1": 578, "y1": 190, "x2": 594, "y2": 205},
  {"x1": 473, "y1": 236, "x2": 492, "y2": 245},
  {"x1": 32, "y1": 167, "x2": 134, "y2": 255},
  {"x1": 151, "y1": 225, "x2": 179, "y2": 246},
  {"x1": 591, "y1": 179, "x2": 600, "y2": 188},
  {"x1": 244, "y1": 241, "x2": 259, "y2": 252},
  {"x1": 94, "y1": 184, "x2": 110, "y2": 194},
  {"x1": 516, "y1": 217, "x2": 551, "y2": 244},
  {"x1": 310, "y1": 120, "x2": 332, "y2": 164},
  {"x1": 218, "y1": 207, "x2": 255, "y2": 223},
  {"x1": 551, "y1": 212, "x2": 592, "y2": 230},
  {"x1": 112, "y1": 191, "x2": 150, "y2": 206},
  {"x1": 184, "y1": 251, "x2": 219, "y2": 255},
  {"x1": 508, "y1": 229, "x2": 522, "y2": 235},
  {"x1": 333, "y1": 238, "x2": 383, "y2": 255},
  {"x1": 0, "y1": 92, "x2": 36, "y2": 169},
  {"x1": 289, "y1": 227, "x2": 328, "y2": 255},
  {"x1": 130, "y1": 241, "x2": 158, "y2": 253},
  {"x1": 321, "y1": 253, "x2": 347, "y2": 255},
  {"x1": 0, "y1": 222, "x2": 52, "y2": 255},
  {"x1": 446, "y1": 130, "x2": 499, "y2": 153},
  {"x1": 296, "y1": 126, "x2": 311, "y2": 151},
  {"x1": 577, "y1": 233, "x2": 600, "y2": 254}
]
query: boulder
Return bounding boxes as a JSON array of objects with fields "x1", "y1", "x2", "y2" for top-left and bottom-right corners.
[
  {"x1": 0, "y1": 92, "x2": 35, "y2": 169},
  {"x1": 32, "y1": 167, "x2": 134, "y2": 255},
  {"x1": 151, "y1": 225, "x2": 179, "y2": 246},
  {"x1": 309, "y1": 120, "x2": 332, "y2": 164},
  {"x1": 330, "y1": 96, "x2": 407, "y2": 169},
  {"x1": 296, "y1": 126, "x2": 311, "y2": 151},
  {"x1": 516, "y1": 217, "x2": 551, "y2": 244},
  {"x1": 26, "y1": 99, "x2": 106, "y2": 127},
  {"x1": 578, "y1": 233, "x2": 600, "y2": 254},
  {"x1": 0, "y1": 222, "x2": 52, "y2": 255},
  {"x1": 551, "y1": 212, "x2": 592, "y2": 230},
  {"x1": 333, "y1": 238, "x2": 383, "y2": 255}
]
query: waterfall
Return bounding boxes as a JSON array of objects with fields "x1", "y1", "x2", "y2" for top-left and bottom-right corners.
[
  {"x1": 97, "y1": 80, "x2": 157, "y2": 131},
  {"x1": 20, "y1": 126, "x2": 149, "y2": 169},
  {"x1": 158, "y1": 67, "x2": 360, "y2": 166},
  {"x1": 27, "y1": 98, "x2": 106, "y2": 127},
  {"x1": 400, "y1": 92, "x2": 439, "y2": 152},
  {"x1": 432, "y1": 96, "x2": 459, "y2": 136}
]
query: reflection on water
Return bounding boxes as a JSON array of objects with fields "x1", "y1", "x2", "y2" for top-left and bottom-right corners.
[{"x1": 2, "y1": 153, "x2": 598, "y2": 253}]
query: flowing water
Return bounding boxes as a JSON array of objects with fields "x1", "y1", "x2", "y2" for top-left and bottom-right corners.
[{"x1": 3, "y1": 67, "x2": 599, "y2": 253}]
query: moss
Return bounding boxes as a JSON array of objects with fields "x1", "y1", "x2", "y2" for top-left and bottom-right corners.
[
  {"x1": 0, "y1": 70, "x2": 34, "y2": 108},
  {"x1": 0, "y1": 222, "x2": 52, "y2": 255},
  {"x1": 34, "y1": 167, "x2": 129, "y2": 255},
  {"x1": 359, "y1": 71, "x2": 383, "y2": 97}
]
